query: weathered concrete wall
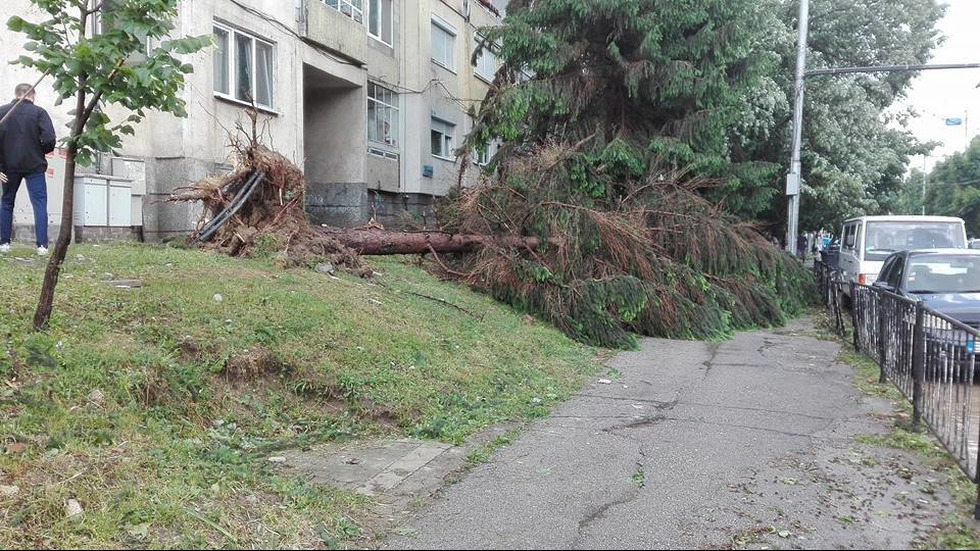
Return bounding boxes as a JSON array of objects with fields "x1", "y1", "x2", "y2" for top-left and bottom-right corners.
[
  {"x1": 304, "y1": 84, "x2": 367, "y2": 186},
  {"x1": 366, "y1": 154, "x2": 400, "y2": 193},
  {"x1": 306, "y1": 182, "x2": 370, "y2": 228},
  {"x1": 304, "y1": 0, "x2": 367, "y2": 63}
]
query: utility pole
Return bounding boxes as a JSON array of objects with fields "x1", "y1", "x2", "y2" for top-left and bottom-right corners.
[
  {"x1": 784, "y1": 1, "x2": 979, "y2": 249},
  {"x1": 921, "y1": 156, "x2": 927, "y2": 215},
  {"x1": 786, "y1": 0, "x2": 809, "y2": 255}
]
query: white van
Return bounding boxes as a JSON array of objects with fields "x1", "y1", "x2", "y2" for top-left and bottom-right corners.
[{"x1": 839, "y1": 215, "x2": 968, "y2": 297}]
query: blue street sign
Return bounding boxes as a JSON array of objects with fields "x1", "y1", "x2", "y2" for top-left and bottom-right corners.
[
  {"x1": 968, "y1": 340, "x2": 975, "y2": 354},
  {"x1": 945, "y1": 117, "x2": 964, "y2": 126}
]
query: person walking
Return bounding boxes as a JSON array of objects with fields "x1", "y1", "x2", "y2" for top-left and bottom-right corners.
[{"x1": 0, "y1": 83, "x2": 56, "y2": 255}]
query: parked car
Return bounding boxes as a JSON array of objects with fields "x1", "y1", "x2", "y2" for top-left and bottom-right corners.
[
  {"x1": 839, "y1": 215, "x2": 968, "y2": 303},
  {"x1": 969, "y1": 238, "x2": 980, "y2": 249},
  {"x1": 873, "y1": 249, "x2": 980, "y2": 380}
]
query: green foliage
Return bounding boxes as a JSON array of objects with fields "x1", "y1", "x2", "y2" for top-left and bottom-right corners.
[
  {"x1": 8, "y1": 0, "x2": 209, "y2": 165},
  {"x1": 923, "y1": 136, "x2": 980, "y2": 236},
  {"x1": 444, "y1": 0, "x2": 816, "y2": 348}
]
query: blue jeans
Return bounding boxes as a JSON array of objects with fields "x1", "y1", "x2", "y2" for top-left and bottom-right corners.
[{"x1": 0, "y1": 172, "x2": 48, "y2": 247}]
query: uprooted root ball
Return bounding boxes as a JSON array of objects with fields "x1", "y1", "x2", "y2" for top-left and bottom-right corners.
[{"x1": 169, "y1": 144, "x2": 371, "y2": 276}]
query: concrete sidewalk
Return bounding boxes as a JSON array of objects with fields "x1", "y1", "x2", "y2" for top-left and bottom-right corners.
[{"x1": 383, "y1": 319, "x2": 958, "y2": 549}]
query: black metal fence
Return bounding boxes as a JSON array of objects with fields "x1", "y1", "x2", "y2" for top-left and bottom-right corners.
[{"x1": 814, "y1": 260, "x2": 980, "y2": 518}]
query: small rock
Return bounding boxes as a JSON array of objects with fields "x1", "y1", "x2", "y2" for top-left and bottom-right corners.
[
  {"x1": 213, "y1": 293, "x2": 223, "y2": 302},
  {"x1": 0, "y1": 485, "x2": 19, "y2": 497},
  {"x1": 87, "y1": 390, "x2": 105, "y2": 405},
  {"x1": 106, "y1": 279, "x2": 142, "y2": 289},
  {"x1": 531, "y1": 397, "x2": 542, "y2": 404},
  {"x1": 103, "y1": 272, "x2": 114, "y2": 280},
  {"x1": 268, "y1": 456, "x2": 287, "y2": 464},
  {"x1": 778, "y1": 530, "x2": 791, "y2": 538},
  {"x1": 65, "y1": 498, "x2": 83, "y2": 518},
  {"x1": 316, "y1": 263, "x2": 335, "y2": 275},
  {"x1": 344, "y1": 458, "x2": 362, "y2": 465},
  {"x1": 598, "y1": 378, "x2": 612, "y2": 384}
]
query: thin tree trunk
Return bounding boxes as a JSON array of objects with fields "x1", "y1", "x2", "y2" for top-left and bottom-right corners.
[
  {"x1": 33, "y1": 85, "x2": 85, "y2": 331},
  {"x1": 328, "y1": 229, "x2": 550, "y2": 255}
]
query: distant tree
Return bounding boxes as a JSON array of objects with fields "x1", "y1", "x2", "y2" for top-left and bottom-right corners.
[
  {"x1": 8, "y1": 0, "x2": 208, "y2": 330},
  {"x1": 925, "y1": 136, "x2": 980, "y2": 236},
  {"x1": 727, "y1": 0, "x2": 944, "y2": 233}
]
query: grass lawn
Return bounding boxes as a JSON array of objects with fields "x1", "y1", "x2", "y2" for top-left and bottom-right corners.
[{"x1": 0, "y1": 243, "x2": 596, "y2": 548}]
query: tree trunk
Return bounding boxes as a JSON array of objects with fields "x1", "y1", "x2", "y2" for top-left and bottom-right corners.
[
  {"x1": 33, "y1": 87, "x2": 85, "y2": 331},
  {"x1": 328, "y1": 229, "x2": 549, "y2": 255}
]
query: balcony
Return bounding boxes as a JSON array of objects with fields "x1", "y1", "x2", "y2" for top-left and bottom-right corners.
[{"x1": 302, "y1": 0, "x2": 367, "y2": 64}]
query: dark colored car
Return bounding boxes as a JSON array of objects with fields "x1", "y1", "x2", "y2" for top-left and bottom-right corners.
[
  {"x1": 873, "y1": 249, "x2": 980, "y2": 380},
  {"x1": 873, "y1": 249, "x2": 980, "y2": 328}
]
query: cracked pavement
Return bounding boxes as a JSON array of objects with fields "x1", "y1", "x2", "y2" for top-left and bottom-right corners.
[{"x1": 383, "y1": 319, "x2": 959, "y2": 549}]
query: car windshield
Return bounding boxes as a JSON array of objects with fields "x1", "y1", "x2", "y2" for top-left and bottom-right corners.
[
  {"x1": 905, "y1": 255, "x2": 980, "y2": 294},
  {"x1": 864, "y1": 221, "x2": 966, "y2": 261}
]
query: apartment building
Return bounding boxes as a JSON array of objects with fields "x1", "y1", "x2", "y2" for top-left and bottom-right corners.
[{"x1": 0, "y1": 0, "x2": 507, "y2": 241}]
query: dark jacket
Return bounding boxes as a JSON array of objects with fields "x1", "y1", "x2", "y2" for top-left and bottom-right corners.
[{"x1": 0, "y1": 99, "x2": 56, "y2": 174}]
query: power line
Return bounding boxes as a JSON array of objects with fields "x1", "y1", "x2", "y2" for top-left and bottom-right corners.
[{"x1": 805, "y1": 62, "x2": 980, "y2": 78}]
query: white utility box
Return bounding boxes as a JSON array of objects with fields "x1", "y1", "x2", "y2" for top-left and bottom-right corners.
[{"x1": 74, "y1": 175, "x2": 133, "y2": 227}]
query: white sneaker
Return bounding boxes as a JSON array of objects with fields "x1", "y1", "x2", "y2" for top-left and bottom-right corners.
[
  {"x1": 0, "y1": 243, "x2": 9, "y2": 254},
  {"x1": 37, "y1": 246, "x2": 48, "y2": 256}
]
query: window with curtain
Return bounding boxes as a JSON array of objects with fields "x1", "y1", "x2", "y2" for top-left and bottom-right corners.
[
  {"x1": 213, "y1": 27, "x2": 230, "y2": 95},
  {"x1": 213, "y1": 23, "x2": 275, "y2": 110},
  {"x1": 474, "y1": 36, "x2": 497, "y2": 81},
  {"x1": 431, "y1": 18, "x2": 455, "y2": 70},
  {"x1": 324, "y1": 0, "x2": 363, "y2": 23},
  {"x1": 368, "y1": 0, "x2": 393, "y2": 46},
  {"x1": 234, "y1": 33, "x2": 253, "y2": 103},
  {"x1": 431, "y1": 118, "x2": 455, "y2": 158}
]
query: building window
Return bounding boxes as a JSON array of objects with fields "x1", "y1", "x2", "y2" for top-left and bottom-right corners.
[
  {"x1": 431, "y1": 118, "x2": 455, "y2": 159},
  {"x1": 474, "y1": 36, "x2": 498, "y2": 82},
  {"x1": 324, "y1": 0, "x2": 364, "y2": 23},
  {"x1": 368, "y1": 82, "x2": 398, "y2": 148},
  {"x1": 473, "y1": 141, "x2": 498, "y2": 166},
  {"x1": 213, "y1": 24, "x2": 275, "y2": 110},
  {"x1": 368, "y1": 0, "x2": 393, "y2": 46},
  {"x1": 213, "y1": 27, "x2": 230, "y2": 95},
  {"x1": 431, "y1": 17, "x2": 456, "y2": 70}
]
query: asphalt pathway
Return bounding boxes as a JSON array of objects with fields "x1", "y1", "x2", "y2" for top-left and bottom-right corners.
[{"x1": 385, "y1": 319, "x2": 958, "y2": 549}]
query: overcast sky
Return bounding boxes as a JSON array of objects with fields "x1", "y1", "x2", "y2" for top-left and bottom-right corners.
[{"x1": 899, "y1": 0, "x2": 980, "y2": 173}]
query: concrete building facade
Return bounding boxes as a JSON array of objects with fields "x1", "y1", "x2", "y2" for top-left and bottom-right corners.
[{"x1": 0, "y1": 0, "x2": 506, "y2": 241}]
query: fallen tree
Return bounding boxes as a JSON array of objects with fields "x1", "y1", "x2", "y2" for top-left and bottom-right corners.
[
  {"x1": 172, "y1": 0, "x2": 817, "y2": 348},
  {"x1": 326, "y1": 229, "x2": 550, "y2": 255}
]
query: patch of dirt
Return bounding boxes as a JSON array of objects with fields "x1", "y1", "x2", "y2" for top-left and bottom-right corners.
[{"x1": 222, "y1": 347, "x2": 290, "y2": 382}]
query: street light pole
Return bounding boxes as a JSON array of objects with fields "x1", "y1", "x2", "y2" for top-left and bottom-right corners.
[
  {"x1": 786, "y1": 0, "x2": 809, "y2": 255},
  {"x1": 922, "y1": 156, "x2": 927, "y2": 215}
]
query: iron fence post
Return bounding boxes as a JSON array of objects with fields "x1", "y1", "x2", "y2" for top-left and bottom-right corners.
[
  {"x1": 975, "y1": 419, "x2": 980, "y2": 519},
  {"x1": 878, "y1": 291, "x2": 887, "y2": 383},
  {"x1": 851, "y1": 281, "x2": 859, "y2": 351},
  {"x1": 912, "y1": 302, "x2": 925, "y2": 430}
]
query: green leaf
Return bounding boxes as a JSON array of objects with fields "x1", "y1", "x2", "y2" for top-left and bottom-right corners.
[{"x1": 7, "y1": 16, "x2": 26, "y2": 32}]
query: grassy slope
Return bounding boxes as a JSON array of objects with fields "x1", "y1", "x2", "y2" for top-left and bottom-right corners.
[{"x1": 0, "y1": 244, "x2": 595, "y2": 548}]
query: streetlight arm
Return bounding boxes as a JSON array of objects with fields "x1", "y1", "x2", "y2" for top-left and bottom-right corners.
[{"x1": 805, "y1": 62, "x2": 980, "y2": 77}]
